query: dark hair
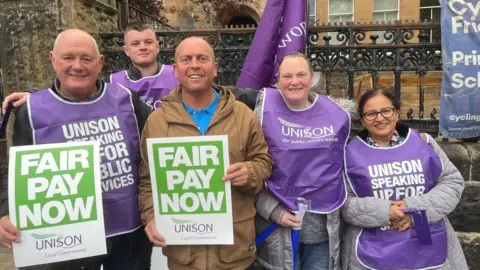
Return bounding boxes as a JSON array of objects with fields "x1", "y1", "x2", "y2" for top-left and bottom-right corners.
[
  {"x1": 358, "y1": 88, "x2": 400, "y2": 117},
  {"x1": 124, "y1": 22, "x2": 154, "y2": 34}
]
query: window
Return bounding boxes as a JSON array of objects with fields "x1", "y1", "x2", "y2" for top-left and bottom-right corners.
[
  {"x1": 420, "y1": 0, "x2": 441, "y2": 43},
  {"x1": 373, "y1": 0, "x2": 398, "y2": 43},
  {"x1": 328, "y1": 0, "x2": 354, "y2": 44},
  {"x1": 309, "y1": 0, "x2": 316, "y2": 25},
  {"x1": 329, "y1": 0, "x2": 354, "y2": 23}
]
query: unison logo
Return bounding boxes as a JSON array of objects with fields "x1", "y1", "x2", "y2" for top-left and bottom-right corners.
[
  {"x1": 278, "y1": 117, "x2": 336, "y2": 139},
  {"x1": 141, "y1": 96, "x2": 162, "y2": 111},
  {"x1": 33, "y1": 233, "x2": 83, "y2": 251},
  {"x1": 171, "y1": 218, "x2": 214, "y2": 234}
]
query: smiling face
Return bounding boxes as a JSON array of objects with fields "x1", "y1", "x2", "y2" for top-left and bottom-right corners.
[
  {"x1": 277, "y1": 56, "x2": 313, "y2": 109},
  {"x1": 124, "y1": 28, "x2": 159, "y2": 68},
  {"x1": 173, "y1": 37, "x2": 218, "y2": 94},
  {"x1": 50, "y1": 30, "x2": 104, "y2": 100},
  {"x1": 360, "y1": 94, "x2": 400, "y2": 140}
]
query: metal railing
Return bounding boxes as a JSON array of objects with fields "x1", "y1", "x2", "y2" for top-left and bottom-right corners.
[
  {"x1": 116, "y1": 0, "x2": 174, "y2": 30},
  {"x1": 308, "y1": 21, "x2": 441, "y2": 115},
  {"x1": 100, "y1": 20, "x2": 443, "y2": 135}
]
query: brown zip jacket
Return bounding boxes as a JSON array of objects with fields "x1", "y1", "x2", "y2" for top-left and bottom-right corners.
[{"x1": 138, "y1": 84, "x2": 273, "y2": 269}]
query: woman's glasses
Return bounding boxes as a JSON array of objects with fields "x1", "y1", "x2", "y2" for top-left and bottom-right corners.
[{"x1": 362, "y1": 107, "x2": 396, "y2": 121}]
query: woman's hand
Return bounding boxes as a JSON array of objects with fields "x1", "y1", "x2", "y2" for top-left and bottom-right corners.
[
  {"x1": 390, "y1": 200, "x2": 412, "y2": 232},
  {"x1": 391, "y1": 214, "x2": 413, "y2": 232},
  {"x1": 276, "y1": 210, "x2": 302, "y2": 229},
  {"x1": 389, "y1": 204, "x2": 405, "y2": 223}
]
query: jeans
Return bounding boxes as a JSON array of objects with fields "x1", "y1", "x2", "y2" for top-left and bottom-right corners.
[
  {"x1": 20, "y1": 227, "x2": 152, "y2": 270},
  {"x1": 298, "y1": 241, "x2": 329, "y2": 270}
]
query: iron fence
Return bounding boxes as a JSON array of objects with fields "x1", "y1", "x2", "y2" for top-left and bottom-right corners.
[
  {"x1": 100, "y1": 20, "x2": 442, "y2": 135},
  {"x1": 116, "y1": 0, "x2": 174, "y2": 31}
]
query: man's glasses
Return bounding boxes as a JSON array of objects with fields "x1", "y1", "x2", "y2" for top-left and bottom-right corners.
[{"x1": 362, "y1": 107, "x2": 396, "y2": 121}]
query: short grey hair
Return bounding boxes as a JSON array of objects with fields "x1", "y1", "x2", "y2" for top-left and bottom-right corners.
[{"x1": 53, "y1": 29, "x2": 100, "y2": 56}]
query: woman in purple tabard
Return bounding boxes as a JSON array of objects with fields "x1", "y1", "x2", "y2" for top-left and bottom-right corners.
[
  {"x1": 342, "y1": 89, "x2": 468, "y2": 270},
  {"x1": 254, "y1": 53, "x2": 356, "y2": 270}
]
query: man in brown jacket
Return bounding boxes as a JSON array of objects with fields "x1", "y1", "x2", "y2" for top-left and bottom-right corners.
[{"x1": 138, "y1": 37, "x2": 273, "y2": 269}]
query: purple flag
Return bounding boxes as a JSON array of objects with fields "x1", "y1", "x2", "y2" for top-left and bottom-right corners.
[{"x1": 236, "y1": 0, "x2": 307, "y2": 89}]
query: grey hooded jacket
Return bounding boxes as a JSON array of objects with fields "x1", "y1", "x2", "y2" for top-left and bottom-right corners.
[
  {"x1": 254, "y1": 93, "x2": 356, "y2": 270},
  {"x1": 341, "y1": 132, "x2": 468, "y2": 270}
]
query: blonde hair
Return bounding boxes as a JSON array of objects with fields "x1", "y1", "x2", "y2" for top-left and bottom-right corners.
[{"x1": 279, "y1": 52, "x2": 313, "y2": 75}]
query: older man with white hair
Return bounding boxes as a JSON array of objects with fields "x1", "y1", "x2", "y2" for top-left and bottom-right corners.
[{"x1": 0, "y1": 29, "x2": 152, "y2": 270}]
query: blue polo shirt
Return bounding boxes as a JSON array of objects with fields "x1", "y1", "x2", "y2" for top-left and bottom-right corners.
[{"x1": 182, "y1": 90, "x2": 219, "y2": 135}]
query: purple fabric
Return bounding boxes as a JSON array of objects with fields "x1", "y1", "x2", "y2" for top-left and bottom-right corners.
[
  {"x1": 345, "y1": 129, "x2": 447, "y2": 269},
  {"x1": 262, "y1": 88, "x2": 350, "y2": 213},
  {"x1": 236, "y1": 0, "x2": 307, "y2": 89},
  {"x1": 110, "y1": 64, "x2": 178, "y2": 110},
  {"x1": 28, "y1": 84, "x2": 141, "y2": 237}
]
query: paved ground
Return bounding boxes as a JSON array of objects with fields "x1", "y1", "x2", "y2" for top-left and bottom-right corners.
[
  {"x1": 0, "y1": 246, "x2": 15, "y2": 270},
  {"x1": 0, "y1": 246, "x2": 263, "y2": 270}
]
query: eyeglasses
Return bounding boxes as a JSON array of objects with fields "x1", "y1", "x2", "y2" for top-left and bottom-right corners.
[{"x1": 362, "y1": 107, "x2": 396, "y2": 121}]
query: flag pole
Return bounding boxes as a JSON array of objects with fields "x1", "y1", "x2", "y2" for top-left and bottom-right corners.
[
  {"x1": 305, "y1": 0, "x2": 310, "y2": 57},
  {"x1": 0, "y1": 101, "x2": 13, "y2": 139}
]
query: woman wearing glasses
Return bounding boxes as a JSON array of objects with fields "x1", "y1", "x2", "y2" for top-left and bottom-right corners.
[{"x1": 341, "y1": 89, "x2": 468, "y2": 270}]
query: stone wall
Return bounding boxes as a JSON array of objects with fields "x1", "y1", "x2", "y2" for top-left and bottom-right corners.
[
  {"x1": 442, "y1": 141, "x2": 480, "y2": 268},
  {"x1": 164, "y1": 0, "x2": 266, "y2": 29},
  {"x1": 0, "y1": 0, "x2": 59, "y2": 95},
  {"x1": 0, "y1": 0, "x2": 117, "y2": 97},
  {"x1": 75, "y1": 0, "x2": 117, "y2": 39},
  {"x1": 458, "y1": 232, "x2": 480, "y2": 270}
]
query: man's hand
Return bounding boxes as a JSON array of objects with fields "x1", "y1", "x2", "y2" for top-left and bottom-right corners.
[
  {"x1": 145, "y1": 219, "x2": 166, "y2": 247},
  {"x1": 223, "y1": 162, "x2": 249, "y2": 187},
  {"x1": 2, "y1": 92, "x2": 30, "y2": 114},
  {"x1": 0, "y1": 216, "x2": 20, "y2": 248},
  {"x1": 276, "y1": 210, "x2": 301, "y2": 228}
]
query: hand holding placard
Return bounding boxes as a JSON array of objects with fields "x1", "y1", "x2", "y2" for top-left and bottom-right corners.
[
  {"x1": 145, "y1": 219, "x2": 166, "y2": 247},
  {"x1": 223, "y1": 162, "x2": 249, "y2": 187},
  {"x1": 0, "y1": 216, "x2": 20, "y2": 248}
]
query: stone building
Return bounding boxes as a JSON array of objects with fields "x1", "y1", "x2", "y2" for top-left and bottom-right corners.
[{"x1": 163, "y1": 0, "x2": 439, "y2": 30}]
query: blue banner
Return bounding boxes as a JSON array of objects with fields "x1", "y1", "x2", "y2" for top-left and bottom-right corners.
[{"x1": 440, "y1": 0, "x2": 480, "y2": 138}]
